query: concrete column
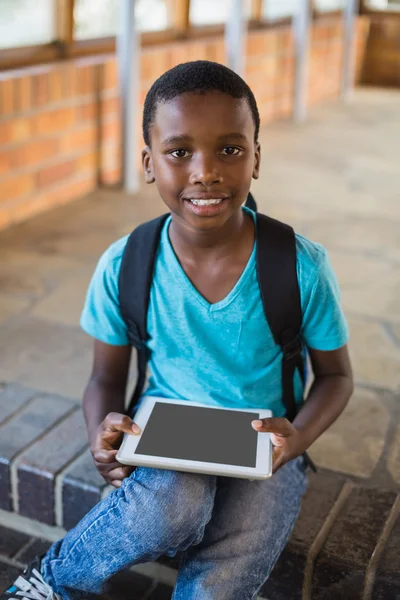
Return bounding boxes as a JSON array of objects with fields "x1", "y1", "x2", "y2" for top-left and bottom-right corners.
[
  {"x1": 117, "y1": 0, "x2": 140, "y2": 193},
  {"x1": 225, "y1": 0, "x2": 246, "y2": 76},
  {"x1": 341, "y1": 0, "x2": 360, "y2": 100},
  {"x1": 293, "y1": 0, "x2": 312, "y2": 122}
]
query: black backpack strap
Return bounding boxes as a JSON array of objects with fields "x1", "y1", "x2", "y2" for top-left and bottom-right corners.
[
  {"x1": 119, "y1": 213, "x2": 169, "y2": 415},
  {"x1": 245, "y1": 191, "x2": 257, "y2": 212},
  {"x1": 256, "y1": 213, "x2": 317, "y2": 472},
  {"x1": 255, "y1": 213, "x2": 304, "y2": 422}
]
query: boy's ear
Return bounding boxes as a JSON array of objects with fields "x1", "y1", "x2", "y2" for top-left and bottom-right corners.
[
  {"x1": 252, "y1": 142, "x2": 261, "y2": 180},
  {"x1": 142, "y1": 146, "x2": 155, "y2": 184}
]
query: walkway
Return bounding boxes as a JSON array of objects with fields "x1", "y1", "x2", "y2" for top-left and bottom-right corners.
[{"x1": 0, "y1": 88, "x2": 399, "y2": 490}]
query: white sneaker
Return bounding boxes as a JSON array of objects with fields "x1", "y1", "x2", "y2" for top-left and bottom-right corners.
[{"x1": 2, "y1": 557, "x2": 61, "y2": 600}]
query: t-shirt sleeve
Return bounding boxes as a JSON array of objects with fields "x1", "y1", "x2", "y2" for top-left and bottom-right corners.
[
  {"x1": 301, "y1": 248, "x2": 349, "y2": 351},
  {"x1": 80, "y1": 244, "x2": 130, "y2": 346}
]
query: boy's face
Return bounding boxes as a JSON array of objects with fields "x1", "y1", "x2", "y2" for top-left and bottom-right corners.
[{"x1": 142, "y1": 91, "x2": 260, "y2": 231}]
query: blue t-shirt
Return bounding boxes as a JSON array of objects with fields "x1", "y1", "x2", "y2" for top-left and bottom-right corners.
[{"x1": 80, "y1": 208, "x2": 349, "y2": 417}]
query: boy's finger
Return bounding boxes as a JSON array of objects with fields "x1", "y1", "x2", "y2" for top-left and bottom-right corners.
[
  {"x1": 251, "y1": 417, "x2": 292, "y2": 436},
  {"x1": 271, "y1": 447, "x2": 286, "y2": 473},
  {"x1": 103, "y1": 413, "x2": 141, "y2": 435},
  {"x1": 107, "y1": 466, "x2": 129, "y2": 481},
  {"x1": 92, "y1": 448, "x2": 118, "y2": 463}
]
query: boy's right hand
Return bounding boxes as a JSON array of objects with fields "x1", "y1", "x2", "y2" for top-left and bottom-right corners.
[{"x1": 90, "y1": 412, "x2": 142, "y2": 488}]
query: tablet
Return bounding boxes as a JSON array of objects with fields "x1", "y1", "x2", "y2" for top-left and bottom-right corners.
[{"x1": 117, "y1": 396, "x2": 273, "y2": 480}]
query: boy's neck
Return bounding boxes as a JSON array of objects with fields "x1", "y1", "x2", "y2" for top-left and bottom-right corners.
[{"x1": 169, "y1": 209, "x2": 254, "y2": 262}]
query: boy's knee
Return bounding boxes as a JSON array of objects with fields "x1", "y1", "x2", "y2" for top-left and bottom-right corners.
[{"x1": 123, "y1": 467, "x2": 216, "y2": 539}]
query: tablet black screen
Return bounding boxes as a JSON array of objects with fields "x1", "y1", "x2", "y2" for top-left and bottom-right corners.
[{"x1": 135, "y1": 402, "x2": 259, "y2": 468}]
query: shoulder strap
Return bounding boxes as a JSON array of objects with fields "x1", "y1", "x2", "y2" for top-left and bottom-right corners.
[
  {"x1": 119, "y1": 213, "x2": 169, "y2": 414},
  {"x1": 245, "y1": 191, "x2": 257, "y2": 212},
  {"x1": 255, "y1": 213, "x2": 304, "y2": 422}
]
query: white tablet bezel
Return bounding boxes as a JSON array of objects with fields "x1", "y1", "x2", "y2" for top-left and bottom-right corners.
[{"x1": 116, "y1": 396, "x2": 273, "y2": 480}]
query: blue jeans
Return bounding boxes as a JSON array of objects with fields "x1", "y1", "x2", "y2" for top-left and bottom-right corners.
[{"x1": 41, "y1": 457, "x2": 308, "y2": 600}]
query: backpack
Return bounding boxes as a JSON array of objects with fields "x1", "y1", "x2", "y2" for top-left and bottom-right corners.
[{"x1": 119, "y1": 193, "x2": 316, "y2": 471}]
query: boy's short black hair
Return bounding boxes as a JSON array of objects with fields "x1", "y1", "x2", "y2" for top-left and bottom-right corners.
[{"x1": 143, "y1": 60, "x2": 260, "y2": 146}]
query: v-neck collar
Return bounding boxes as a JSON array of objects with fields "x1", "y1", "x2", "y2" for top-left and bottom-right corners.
[{"x1": 164, "y1": 211, "x2": 257, "y2": 313}]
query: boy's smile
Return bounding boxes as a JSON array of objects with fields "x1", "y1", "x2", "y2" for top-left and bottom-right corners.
[{"x1": 142, "y1": 91, "x2": 260, "y2": 232}]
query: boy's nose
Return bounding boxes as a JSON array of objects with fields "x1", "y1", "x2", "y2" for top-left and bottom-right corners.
[{"x1": 189, "y1": 159, "x2": 223, "y2": 187}]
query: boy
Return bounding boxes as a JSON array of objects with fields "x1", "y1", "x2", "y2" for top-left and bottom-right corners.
[{"x1": 3, "y1": 61, "x2": 352, "y2": 600}]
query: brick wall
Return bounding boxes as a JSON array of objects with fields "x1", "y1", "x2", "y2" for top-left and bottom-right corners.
[
  {"x1": 361, "y1": 15, "x2": 400, "y2": 86},
  {"x1": 0, "y1": 15, "x2": 369, "y2": 232}
]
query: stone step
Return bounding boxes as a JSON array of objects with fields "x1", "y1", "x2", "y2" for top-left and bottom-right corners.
[{"x1": 0, "y1": 382, "x2": 398, "y2": 599}]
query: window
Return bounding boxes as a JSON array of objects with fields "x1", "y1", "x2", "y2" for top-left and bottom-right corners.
[
  {"x1": 0, "y1": 0, "x2": 56, "y2": 49},
  {"x1": 364, "y1": 0, "x2": 400, "y2": 9},
  {"x1": 190, "y1": 0, "x2": 252, "y2": 26},
  {"x1": 73, "y1": 0, "x2": 171, "y2": 40},
  {"x1": 262, "y1": 0, "x2": 298, "y2": 21}
]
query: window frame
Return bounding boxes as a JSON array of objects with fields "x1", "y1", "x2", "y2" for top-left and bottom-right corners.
[{"x1": 0, "y1": 0, "x2": 336, "y2": 72}]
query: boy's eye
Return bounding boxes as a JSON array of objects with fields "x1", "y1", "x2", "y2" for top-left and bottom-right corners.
[
  {"x1": 170, "y1": 149, "x2": 191, "y2": 158},
  {"x1": 221, "y1": 146, "x2": 241, "y2": 156}
]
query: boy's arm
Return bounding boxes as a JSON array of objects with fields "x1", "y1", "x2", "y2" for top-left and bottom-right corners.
[
  {"x1": 83, "y1": 340, "x2": 142, "y2": 487},
  {"x1": 252, "y1": 344, "x2": 353, "y2": 473},
  {"x1": 83, "y1": 340, "x2": 132, "y2": 447}
]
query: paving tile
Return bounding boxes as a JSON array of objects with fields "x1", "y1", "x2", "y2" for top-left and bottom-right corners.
[
  {"x1": 387, "y1": 423, "x2": 400, "y2": 485},
  {"x1": 260, "y1": 471, "x2": 345, "y2": 600},
  {"x1": 373, "y1": 511, "x2": 400, "y2": 599},
  {"x1": 0, "y1": 384, "x2": 37, "y2": 426},
  {"x1": 306, "y1": 215, "x2": 400, "y2": 264},
  {"x1": 0, "y1": 526, "x2": 31, "y2": 559},
  {"x1": 0, "y1": 562, "x2": 21, "y2": 594},
  {"x1": 105, "y1": 569, "x2": 155, "y2": 600},
  {"x1": 17, "y1": 409, "x2": 88, "y2": 524},
  {"x1": 61, "y1": 449, "x2": 107, "y2": 530},
  {"x1": 347, "y1": 317, "x2": 400, "y2": 393},
  {"x1": 0, "y1": 394, "x2": 74, "y2": 511},
  {"x1": 0, "y1": 316, "x2": 93, "y2": 400},
  {"x1": 311, "y1": 487, "x2": 397, "y2": 599},
  {"x1": 31, "y1": 271, "x2": 93, "y2": 328},
  {"x1": 0, "y1": 293, "x2": 30, "y2": 325},
  {"x1": 309, "y1": 388, "x2": 390, "y2": 478},
  {"x1": 16, "y1": 539, "x2": 52, "y2": 565},
  {"x1": 146, "y1": 582, "x2": 173, "y2": 599}
]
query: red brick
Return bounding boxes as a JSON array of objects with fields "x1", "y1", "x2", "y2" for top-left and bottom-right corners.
[
  {"x1": 103, "y1": 60, "x2": 119, "y2": 90},
  {"x1": 0, "y1": 153, "x2": 11, "y2": 177},
  {"x1": 246, "y1": 34, "x2": 267, "y2": 58},
  {"x1": 63, "y1": 64, "x2": 78, "y2": 98},
  {"x1": 32, "y1": 74, "x2": 49, "y2": 108},
  {"x1": 100, "y1": 96, "x2": 121, "y2": 117},
  {"x1": 49, "y1": 70, "x2": 65, "y2": 103},
  {"x1": 0, "y1": 117, "x2": 32, "y2": 145},
  {"x1": 101, "y1": 167, "x2": 121, "y2": 185},
  {"x1": 0, "y1": 172, "x2": 35, "y2": 203},
  {"x1": 77, "y1": 101, "x2": 96, "y2": 121},
  {"x1": 15, "y1": 76, "x2": 33, "y2": 112},
  {"x1": 75, "y1": 151, "x2": 98, "y2": 173},
  {"x1": 16, "y1": 138, "x2": 60, "y2": 169},
  {"x1": 0, "y1": 80, "x2": 15, "y2": 116},
  {"x1": 37, "y1": 160, "x2": 75, "y2": 188},
  {"x1": 77, "y1": 66, "x2": 95, "y2": 96},
  {"x1": 33, "y1": 107, "x2": 75, "y2": 135},
  {"x1": 59, "y1": 125, "x2": 97, "y2": 153},
  {"x1": 101, "y1": 118, "x2": 121, "y2": 143}
]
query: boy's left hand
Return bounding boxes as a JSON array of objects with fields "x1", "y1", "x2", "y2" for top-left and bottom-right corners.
[{"x1": 251, "y1": 417, "x2": 307, "y2": 474}]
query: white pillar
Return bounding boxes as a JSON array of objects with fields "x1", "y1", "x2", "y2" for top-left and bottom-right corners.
[
  {"x1": 293, "y1": 0, "x2": 312, "y2": 122},
  {"x1": 341, "y1": 0, "x2": 360, "y2": 101},
  {"x1": 225, "y1": 0, "x2": 246, "y2": 75},
  {"x1": 117, "y1": 0, "x2": 140, "y2": 193}
]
